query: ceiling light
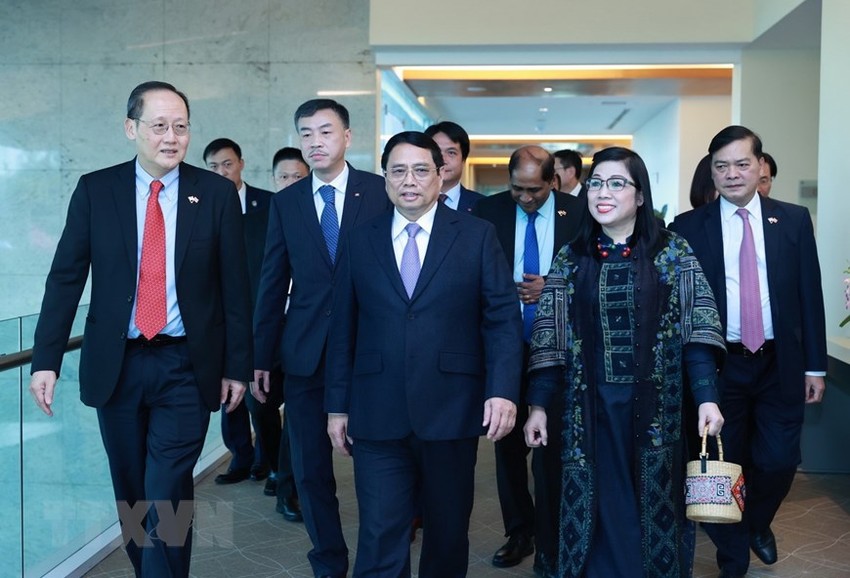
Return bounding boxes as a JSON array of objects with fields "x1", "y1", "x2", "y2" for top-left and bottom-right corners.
[{"x1": 543, "y1": 87, "x2": 553, "y2": 92}]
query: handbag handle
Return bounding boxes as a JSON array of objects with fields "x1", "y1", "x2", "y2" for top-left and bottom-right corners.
[{"x1": 699, "y1": 426, "x2": 723, "y2": 472}]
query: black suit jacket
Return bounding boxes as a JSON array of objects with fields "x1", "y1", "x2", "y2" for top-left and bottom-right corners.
[
  {"x1": 456, "y1": 185, "x2": 484, "y2": 213},
  {"x1": 669, "y1": 195, "x2": 827, "y2": 400},
  {"x1": 31, "y1": 160, "x2": 254, "y2": 411},
  {"x1": 245, "y1": 184, "x2": 273, "y2": 214},
  {"x1": 472, "y1": 189, "x2": 581, "y2": 266},
  {"x1": 325, "y1": 204, "x2": 523, "y2": 440},
  {"x1": 253, "y1": 164, "x2": 392, "y2": 378}
]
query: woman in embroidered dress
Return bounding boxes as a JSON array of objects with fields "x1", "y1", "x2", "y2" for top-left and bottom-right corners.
[{"x1": 524, "y1": 147, "x2": 725, "y2": 578}]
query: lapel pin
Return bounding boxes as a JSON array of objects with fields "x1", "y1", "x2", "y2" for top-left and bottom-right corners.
[
  {"x1": 768, "y1": 217, "x2": 778, "y2": 224},
  {"x1": 557, "y1": 210, "x2": 567, "y2": 216},
  {"x1": 354, "y1": 192, "x2": 361, "y2": 197},
  {"x1": 251, "y1": 200, "x2": 257, "y2": 207},
  {"x1": 188, "y1": 196, "x2": 199, "y2": 204}
]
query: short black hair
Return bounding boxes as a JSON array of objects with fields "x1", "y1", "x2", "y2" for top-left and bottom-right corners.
[
  {"x1": 381, "y1": 132, "x2": 444, "y2": 171},
  {"x1": 127, "y1": 81, "x2": 190, "y2": 120},
  {"x1": 508, "y1": 146, "x2": 555, "y2": 183},
  {"x1": 272, "y1": 147, "x2": 308, "y2": 171},
  {"x1": 424, "y1": 121, "x2": 471, "y2": 160},
  {"x1": 553, "y1": 149, "x2": 583, "y2": 175},
  {"x1": 294, "y1": 99, "x2": 350, "y2": 129},
  {"x1": 761, "y1": 152, "x2": 777, "y2": 178},
  {"x1": 203, "y1": 138, "x2": 241, "y2": 163},
  {"x1": 708, "y1": 125, "x2": 763, "y2": 160}
]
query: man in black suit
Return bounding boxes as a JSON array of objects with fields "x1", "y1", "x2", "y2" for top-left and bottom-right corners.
[
  {"x1": 252, "y1": 99, "x2": 391, "y2": 578},
  {"x1": 472, "y1": 145, "x2": 581, "y2": 570},
  {"x1": 29, "y1": 81, "x2": 253, "y2": 577},
  {"x1": 204, "y1": 137, "x2": 274, "y2": 485},
  {"x1": 553, "y1": 149, "x2": 584, "y2": 197},
  {"x1": 670, "y1": 125, "x2": 827, "y2": 578},
  {"x1": 425, "y1": 121, "x2": 484, "y2": 212},
  {"x1": 326, "y1": 131, "x2": 522, "y2": 577}
]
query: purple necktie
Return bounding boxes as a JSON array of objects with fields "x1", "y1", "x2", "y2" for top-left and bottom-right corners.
[
  {"x1": 737, "y1": 208, "x2": 765, "y2": 352},
  {"x1": 400, "y1": 223, "x2": 421, "y2": 298}
]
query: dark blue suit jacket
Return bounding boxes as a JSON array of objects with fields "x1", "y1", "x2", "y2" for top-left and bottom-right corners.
[
  {"x1": 472, "y1": 189, "x2": 581, "y2": 265},
  {"x1": 253, "y1": 164, "x2": 391, "y2": 378},
  {"x1": 669, "y1": 195, "x2": 827, "y2": 401},
  {"x1": 31, "y1": 160, "x2": 253, "y2": 411},
  {"x1": 325, "y1": 204, "x2": 523, "y2": 441},
  {"x1": 456, "y1": 185, "x2": 484, "y2": 213}
]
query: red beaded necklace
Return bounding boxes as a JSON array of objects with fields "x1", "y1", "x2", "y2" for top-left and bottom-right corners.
[{"x1": 596, "y1": 238, "x2": 632, "y2": 259}]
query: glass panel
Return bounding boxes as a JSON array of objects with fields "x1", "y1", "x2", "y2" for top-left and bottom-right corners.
[{"x1": 0, "y1": 316, "x2": 23, "y2": 578}]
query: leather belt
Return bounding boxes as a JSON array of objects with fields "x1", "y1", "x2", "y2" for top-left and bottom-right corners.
[
  {"x1": 126, "y1": 334, "x2": 187, "y2": 348},
  {"x1": 725, "y1": 339, "x2": 775, "y2": 357}
]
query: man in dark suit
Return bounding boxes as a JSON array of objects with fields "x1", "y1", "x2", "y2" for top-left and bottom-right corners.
[
  {"x1": 472, "y1": 145, "x2": 581, "y2": 570},
  {"x1": 204, "y1": 137, "x2": 275, "y2": 485},
  {"x1": 425, "y1": 121, "x2": 484, "y2": 212},
  {"x1": 29, "y1": 81, "x2": 253, "y2": 577},
  {"x1": 325, "y1": 131, "x2": 523, "y2": 577},
  {"x1": 252, "y1": 99, "x2": 391, "y2": 578},
  {"x1": 670, "y1": 125, "x2": 827, "y2": 578},
  {"x1": 553, "y1": 149, "x2": 584, "y2": 197}
]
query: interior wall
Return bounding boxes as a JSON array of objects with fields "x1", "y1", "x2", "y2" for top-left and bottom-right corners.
[
  {"x1": 632, "y1": 101, "x2": 680, "y2": 223},
  {"x1": 0, "y1": 0, "x2": 376, "y2": 321}
]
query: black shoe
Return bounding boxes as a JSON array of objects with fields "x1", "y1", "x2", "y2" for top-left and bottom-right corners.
[
  {"x1": 750, "y1": 527, "x2": 778, "y2": 565},
  {"x1": 718, "y1": 570, "x2": 746, "y2": 578},
  {"x1": 250, "y1": 464, "x2": 270, "y2": 481},
  {"x1": 276, "y1": 496, "x2": 303, "y2": 522},
  {"x1": 492, "y1": 533, "x2": 534, "y2": 568},
  {"x1": 214, "y1": 467, "x2": 250, "y2": 485},
  {"x1": 263, "y1": 477, "x2": 277, "y2": 496}
]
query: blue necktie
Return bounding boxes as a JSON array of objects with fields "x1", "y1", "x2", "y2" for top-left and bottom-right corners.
[
  {"x1": 400, "y1": 223, "x2": 421, "y2": 298},
  {"x1": 523, "y1": 211, "x2": 539, "y2": 342},
  {"x1": 319, "y1": 185, "x2": 339, "y2": 264}
]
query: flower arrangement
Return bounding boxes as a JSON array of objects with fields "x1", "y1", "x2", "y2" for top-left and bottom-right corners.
[{"x1": 842, "y1": 264, "x2": 850, "y2": 328}]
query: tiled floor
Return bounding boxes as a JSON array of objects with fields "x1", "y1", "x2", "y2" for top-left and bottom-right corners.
[{"x1": 86, "y1": 444, "x2": 850, "y2": 578}]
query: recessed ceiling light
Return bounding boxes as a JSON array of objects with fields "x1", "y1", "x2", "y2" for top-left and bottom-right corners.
[
  {"x1": 466, "y1": 86, "x2": 487, "y2": 92},
  {"x1": 543, "y1": 87, "x2": 553, "y2": 92},
  {"x1": 539, "y1": 107, "x2": 549, "y2": 113}
]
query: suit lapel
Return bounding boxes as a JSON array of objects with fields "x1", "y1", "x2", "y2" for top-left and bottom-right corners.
[
  {"x1": 703, "y1": 200, "x2": 727, "y2": 325},
  {"x1": 114, "y1": 160, "x2": 139, "y2": 271},
  {"x1": 369, "y1": 214, "x2": 409, "y2": 302},
  {"x1": 494, "y1": 194, "x2": 517, "y2": 264},
  {"x1": 297, "y1": 176, "x2": 333, "y2": 268},
  {"x1": 553, "y1": 192, "x2": 573, "y2": 254},
  {"x1": 412, "y1": 205, "x2": 459, "y2": 301},
  {"x1": 175, "y1": 163, "x2": 200, "y2": 276},
  {"x1": 759, "y1": 195, "x2": 781, "y2": 299},
  {"x1": 339, "y1": 165, "x2": 368, "y2": 240}
]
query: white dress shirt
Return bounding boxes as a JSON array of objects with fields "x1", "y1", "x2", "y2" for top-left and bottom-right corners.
[
  {"x1": 392, "y1": 203, "x2": 437, "y2": 270},
  {"x1": 311, "y1": 164, "x2": 349, "y2": 226},
  {"x1": 441, "y1": 182, "x2": 461, "y2": 211},
  {"x1": 512, "y1": 192, "x2": 556, "y2": 314},
  {"x1": 129, "y1": 162, "x2": 185, "y2": 338}
]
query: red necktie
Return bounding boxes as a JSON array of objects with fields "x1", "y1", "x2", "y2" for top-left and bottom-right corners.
[
  {"x1": 736, "y1": 208, "x2": 765, "y2": 352},
  {"x1": 136, "y1": 180, "x2": 167, "y2": 339}
]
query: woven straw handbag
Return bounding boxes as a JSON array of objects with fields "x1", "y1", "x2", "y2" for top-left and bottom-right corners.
[{"x1": 685, "y1": 427, "x2": 746, "y2": 523}]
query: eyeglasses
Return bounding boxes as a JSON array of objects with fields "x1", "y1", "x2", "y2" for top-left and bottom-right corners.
[
  {"x1": 134, "y1": 118, "x2": 191, "y2": 136},
  {"x1": 585, "y1": 177, "x2": 636, "y2": 192},
  {"x1": 384, "y1": 166, "x2": 439, "y2": 183}
]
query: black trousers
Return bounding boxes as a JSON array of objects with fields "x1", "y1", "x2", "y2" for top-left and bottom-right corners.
[
  {"x1": 97, "y1": 341, "x2": 210, "y2": 578},
  {"x1": 704, "y1": 349, "x2": 803, "y2": 574}
]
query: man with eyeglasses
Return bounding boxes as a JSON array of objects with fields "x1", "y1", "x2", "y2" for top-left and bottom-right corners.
[
  {"x1": 326, "y1": 131, "x2": 522, "y2": 577},
  {"x1": 472, "y1": 145, "x2": 581, "y2": 572},
  {"x1": 29, "y1": 81, "x2": 253, "y2": 577},
  {"x1": 252, "y1": 99, "x2": 391, "y2": 578},
  {"x1": 202, "y1": 138, "x2": 276, "y2": 488},
  {"x1": 424, "y1": 121, "x2": 484, "y2": 212}
]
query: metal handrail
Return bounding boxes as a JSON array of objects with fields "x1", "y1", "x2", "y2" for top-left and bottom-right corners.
[{"x1": 0, "y1": 336, "x2": 83, "y2": 372}]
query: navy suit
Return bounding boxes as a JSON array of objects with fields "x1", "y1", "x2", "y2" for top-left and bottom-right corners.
[
  {"x1": 221, "y1": 184, "x2": 274, "y2": 473},
  {"x1": 472, "y1": 190, "x2": 581, "y2": 559},
  {"x1": 325, "y1": 204, "x2": 523, "y2": 577},
  {"x1": 456, "y1": 185, "x2": 484, "y2": 213},
  {"x1": 32, "y1": 160, "x2": 252, "y2": 576},
  {"x1": 253, "y1": 164, "x2": 390, "y2": 577},
  {"x1": 670, "y1": 195, "x2": 826, "y2": 574}
]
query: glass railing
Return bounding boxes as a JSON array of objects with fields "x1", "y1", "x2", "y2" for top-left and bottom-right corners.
[{"x1": 0, "y1": 306, "x2": 226, "y2": 577}]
